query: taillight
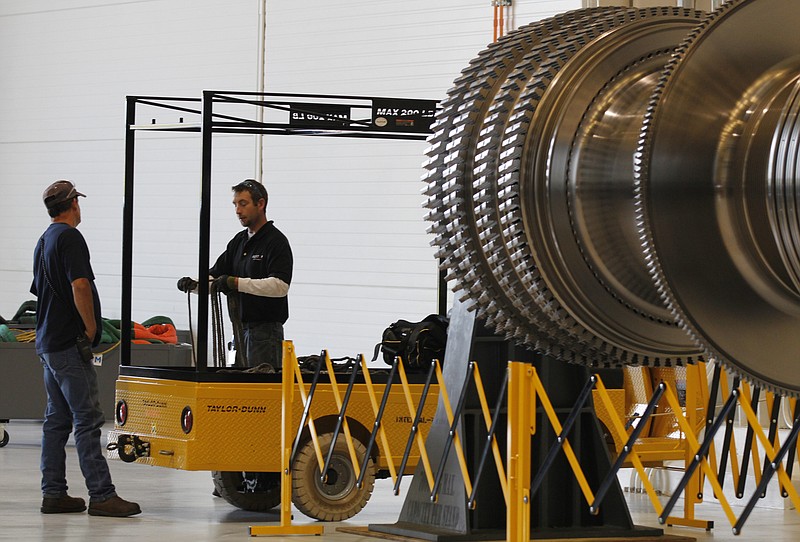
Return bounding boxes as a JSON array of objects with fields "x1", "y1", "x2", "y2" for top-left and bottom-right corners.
[
  {"x1": 115, "y1": 400, "x2": 128, "y2": 426},
  {"x1": 181, "y1": 406, "x2": 193, "y2": 434}
]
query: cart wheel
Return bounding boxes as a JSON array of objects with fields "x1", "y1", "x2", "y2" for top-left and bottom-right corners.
[
  {"x1": 292, "y1": 432, "x2": 375, "y2": 521},
  {"x1": 211, "y1": 471, "x2": 281, "y2": 512},
  {"x1": 0, "y1": 430, "x2": 8, "y2": 448}
]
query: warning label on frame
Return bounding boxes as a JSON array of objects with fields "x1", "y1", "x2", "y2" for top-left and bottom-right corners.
[
  {"x1": 372, "y1": 98, "x2": 437, "y2": 133},
  {"x1": 289, "y1": 103, "x2": 350, "y2": 128}
]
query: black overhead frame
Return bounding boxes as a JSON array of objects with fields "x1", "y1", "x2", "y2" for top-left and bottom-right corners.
[{"x1": 122, "y1": 91, "x2": 440, "y2": 369}]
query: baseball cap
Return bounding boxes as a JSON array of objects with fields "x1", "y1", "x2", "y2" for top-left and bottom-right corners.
[{"x1": 43, "y1": 180, "x2": 86, "y2": 209}]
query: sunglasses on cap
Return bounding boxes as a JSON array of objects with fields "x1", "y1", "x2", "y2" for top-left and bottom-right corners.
[{"x1": 235, "y1": 179, "x2": 267, "y2": 202}]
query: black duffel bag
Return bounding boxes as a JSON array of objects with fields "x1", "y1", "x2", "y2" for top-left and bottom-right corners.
[{"x1": 372, "y1": 314, "x2": 448, "y2": 370}]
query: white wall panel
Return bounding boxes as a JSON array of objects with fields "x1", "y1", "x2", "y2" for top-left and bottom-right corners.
[
  {"x1": 0, "y1": 0, "x2": 261, "y2": 350},
  {"x1": 0, "y1": 0, "x2": 581, "y2": 362},
  {"x1": 262, "y1": 1, "x2": 581, "y2": 358}
]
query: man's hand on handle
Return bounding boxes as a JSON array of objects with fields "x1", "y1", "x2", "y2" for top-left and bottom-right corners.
[
  {"x1": 177, "y1": 277, "x2": 199, "y2": 293},
  {"x1": 212, "y1": 275, "x2": 237, "y2": 295}
]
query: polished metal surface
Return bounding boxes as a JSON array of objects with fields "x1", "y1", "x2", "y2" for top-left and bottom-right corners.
[
  {"x1": 425, "y1": 0, "x2": 800, "y2": 395},
  {"x1": 423, "y1": 6, "x2": 631, "y2": 365},
  {"x1": 516, "y1": 14, "x2": 704, "y2": 365},
  {"x1": 638, "y1": 0, "x2": 800, "y2": 393},
  {"x1": 425, "y1": 6, "x2": 705, "y2": 368}
]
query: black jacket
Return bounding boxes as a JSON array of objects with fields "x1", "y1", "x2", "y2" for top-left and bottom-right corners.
[{"x1": 210, "y1": 221, "x2": 293, "y2": 324}]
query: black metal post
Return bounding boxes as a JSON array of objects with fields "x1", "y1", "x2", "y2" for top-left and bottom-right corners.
[
  {"x1": 783, "y1": 400, "x2": 800, "y2": 497},
  {"x1": 737, "y1": 386, "x2": 761, "y2": 498},
  {"x1": 705, "y1": 364, "x2": 722, "y2": 445},
  {"x1": 197, "y1": 91, "x2": 214, "y2": 371},
  {"x1": 121, "y1": 97, "x2": 137, "y2": 366},
  {"x1": 437, "y1": 266, "x2": 447, "y2": 316}
]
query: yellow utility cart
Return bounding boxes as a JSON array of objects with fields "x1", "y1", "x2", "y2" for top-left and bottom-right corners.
[
  {"x1": 113, "y1": 92, "x2": 443, "y2": 522},
  {"x1": 109, "y1": 354, "x2": 437, "y2": 521}
]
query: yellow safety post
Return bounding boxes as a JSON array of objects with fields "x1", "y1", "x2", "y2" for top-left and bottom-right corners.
[
  {"x1": 593, "y1": 375, "x2": 664, "y2": 516},
  {"x1": 249, "y1": 341, "x2": 324, "y2": 536},
  {"x1": 506, "y1": 362, "x2": 533, "y2": 542}
]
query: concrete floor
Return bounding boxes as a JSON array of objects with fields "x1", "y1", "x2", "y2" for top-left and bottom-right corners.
[{"x1": 2, "y1": 420, "x2": 800, "y2": 541}]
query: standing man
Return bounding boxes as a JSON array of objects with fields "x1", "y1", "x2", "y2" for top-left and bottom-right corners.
[
  {"x1": 31, "y1": 180, "x2": 140, "y2": 517},
  {"x1": 178, "y1": 179, "x2": 293, "y2": 368}
]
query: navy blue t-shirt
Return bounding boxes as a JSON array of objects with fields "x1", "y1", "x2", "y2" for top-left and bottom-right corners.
[{"x1": 31, "y1": 223, "x2": 102, "y2": 354}]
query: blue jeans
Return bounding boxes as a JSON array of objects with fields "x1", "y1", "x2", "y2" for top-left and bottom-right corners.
[
  {"x1": 40, "y1": 345, "x2": 116, "y2": 501},
  {"x1": 243, "y1": 321, "x2": 284, "y2": 368}
]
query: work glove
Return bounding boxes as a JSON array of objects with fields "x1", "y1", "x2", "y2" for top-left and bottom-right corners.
[
  {"x1": 177, "y1": 277, "x2": 198, "y2": 293},
  {"x1": 212, "y1": 275, "x2": 237, "y2": 295}
]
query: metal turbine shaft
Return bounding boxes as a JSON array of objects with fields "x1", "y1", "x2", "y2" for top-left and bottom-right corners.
[{"x1": 424, "y1": 0, "x2": 800, "y2": 396}]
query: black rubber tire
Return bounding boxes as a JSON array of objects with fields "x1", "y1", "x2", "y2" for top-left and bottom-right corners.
[
  {"x1": 0, "y1": 430, "x2": 8, "y2": 447},
  {"x1": 211, "y1": 471, "x2": 281, "y2": 512},
  {"x1": 292, "y1": 432, "x2": 375, "y2": 521}
]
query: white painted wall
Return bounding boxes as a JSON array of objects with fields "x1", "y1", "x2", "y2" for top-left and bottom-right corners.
[
  {"x1": 248, "y1": 0, "x2": 580, "y2": 359},
  {"x1": 0, "y1": 0, "x2": 262, "y2": 363},
  {"x1": 0, "y1": 0, "x2": 580, "y2": 362}
]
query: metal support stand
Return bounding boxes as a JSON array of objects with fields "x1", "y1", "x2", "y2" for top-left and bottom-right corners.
[{"x1": 370, "y1": 297, "x2": 662, "y2": 541}]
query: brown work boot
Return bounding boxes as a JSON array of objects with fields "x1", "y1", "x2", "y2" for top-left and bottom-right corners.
[
  {"x1": 88, "y1": 495, "x2": 141, "y2": 517},
  {"x1": 41, "y1": 495, "x2": 86, "y2": 514}
]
